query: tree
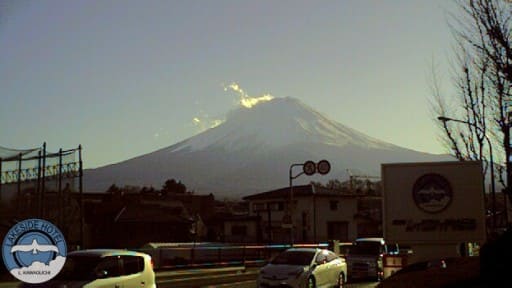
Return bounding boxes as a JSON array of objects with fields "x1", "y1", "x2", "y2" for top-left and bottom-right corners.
[
  {"x1": 161, "y1": 178, "x2": 187, "y2": 194},
  {"x1": 140, "y1": 186, "x2": 156, "y2": 194},
  {"x1": 106, "y1": 184, "x2": 120, "y2": 193},
  {"x1": 433, "y1": 0, "x2": 512, "y2": 205}
]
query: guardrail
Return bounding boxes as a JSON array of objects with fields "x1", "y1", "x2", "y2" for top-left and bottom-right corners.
[
  {"x1": 138, "y1": 242, "x2": 329, "y2": 270},
  {"x1": 156, "y1": 265, "x2": 259, "y2": 288}
]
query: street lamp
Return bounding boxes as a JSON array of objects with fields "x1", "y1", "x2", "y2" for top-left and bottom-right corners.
[
  {"x1": 288, "y1": 160, "x2": 331, "y2": 245},
  {"x1": 288, "y1": 162, "x2": 310, "y2": 245},
  {"x1": 437, "y1": 116, "x2": 497, "y2": 231}
]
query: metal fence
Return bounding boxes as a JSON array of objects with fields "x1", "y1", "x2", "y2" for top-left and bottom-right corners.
[{"x1": 0, "y1": 143, "x2": 84, "y2": 246}]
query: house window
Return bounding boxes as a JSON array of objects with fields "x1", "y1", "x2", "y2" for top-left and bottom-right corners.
[
  {"x1": 329, "y1": 200, "x2": 339, "y2": 211},
  {"x1": 231, "y1": 225, "x2": 247, "y2": 236},
  {"x1": 253, "y1": 203, "x2": 266, "y2": 212},
  {"x1": 327, "y1": 221, "x2": 348, "y2": 241},
  {"x1": 268, "y1": 202, "x2": 284, "y2": 211}
]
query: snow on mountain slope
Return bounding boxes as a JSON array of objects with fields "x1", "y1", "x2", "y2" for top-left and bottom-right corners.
[
  {"x1": 168, "y1": 97, "x2": 398, "y2": 153},
  {"x1": 84, "y1": 97, "x2": 452, "y2": 199}
]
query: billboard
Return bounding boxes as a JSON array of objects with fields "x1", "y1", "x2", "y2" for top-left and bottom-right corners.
[{"x1": 382, "y1": 161, "x2": 486, "y2": 244}]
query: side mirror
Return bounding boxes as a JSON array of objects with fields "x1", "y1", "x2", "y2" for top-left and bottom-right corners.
[{"x1": 315, "y1": 259, "x2": 326, "y2": 265}]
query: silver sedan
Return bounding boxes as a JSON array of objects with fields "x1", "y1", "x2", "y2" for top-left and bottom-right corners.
[{"x1": 257, "y1": 247, "x2": 347, "y2": 288}]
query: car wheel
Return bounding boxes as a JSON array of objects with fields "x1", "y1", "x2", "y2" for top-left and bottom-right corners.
[
  {"x1": 307, "y1": 276, "x2": 316, "y2": 288},
  {"x1": 337, "y1": 272, "x2": 345, "y2": 288}
]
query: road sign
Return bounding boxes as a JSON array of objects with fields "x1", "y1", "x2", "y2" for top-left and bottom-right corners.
[
  {"x1": 317, "y1": 160, "x2": 331, "y2": 175},
  {"x1": 303, "y1": 161, "x2": 316, "y2": 175}
]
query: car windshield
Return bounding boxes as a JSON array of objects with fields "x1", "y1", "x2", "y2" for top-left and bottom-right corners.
[
  {"x1": 270, "y1": 250, "x2": 315, "y2": 266},
  {"x1": 54, "y1": 255, "x2": 105, "y2": 281},
  {"x1": 350, "y1": 242, "x2": 381, "y2": 255}
]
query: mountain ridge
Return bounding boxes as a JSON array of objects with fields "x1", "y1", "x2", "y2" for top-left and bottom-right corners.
[{"x1": 84, "y1": 97, "x2": 452, "y2": 199}]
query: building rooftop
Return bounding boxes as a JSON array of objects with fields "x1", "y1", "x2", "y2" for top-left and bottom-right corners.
[{"x1": 242, "y1": 184, "x2": 360, "y2": 200}]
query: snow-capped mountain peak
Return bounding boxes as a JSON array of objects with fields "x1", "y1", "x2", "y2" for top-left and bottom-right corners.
[{"x1": 171, "y1": 97, "x2": 396, "y2": 153}]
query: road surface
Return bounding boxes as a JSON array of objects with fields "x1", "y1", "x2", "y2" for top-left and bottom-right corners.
[{"x1": 0, "y1": 266, "x2": 380, "y2": 288}]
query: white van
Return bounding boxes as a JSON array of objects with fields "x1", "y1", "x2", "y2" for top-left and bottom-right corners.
[
  {"x1": 23, "y1": 249, "x2": 157, "y2": 288},
  {"x1": 346, "y1": 237, "x2": 398, "y2": 281}
]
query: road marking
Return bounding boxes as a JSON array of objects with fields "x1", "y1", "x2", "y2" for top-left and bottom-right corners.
[{"x1": 201, "y1": 280, "x2": 254, "y2": 288}]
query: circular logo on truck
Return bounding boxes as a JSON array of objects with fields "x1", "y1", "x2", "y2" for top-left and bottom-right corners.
[
  {"x1": 2, "y1": 219, "x2": 67, "y2": 284},
  {"x1": 412, "y1": 173, "x2": 453, "y2": 214}
]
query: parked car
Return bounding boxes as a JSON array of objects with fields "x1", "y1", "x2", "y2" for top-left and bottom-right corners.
[
  {"x1": 376, "y1": 256, "x2": 481, "y2": 288},
  {"x1": 337, "y1": 242, "x2": 353, "y2": 258},
  {"x1": 257, "y1": 247, "x2": 347, "y2": 288},
  {"x1": 21, "y1": 249, "x2": 157, "y2": 288}
]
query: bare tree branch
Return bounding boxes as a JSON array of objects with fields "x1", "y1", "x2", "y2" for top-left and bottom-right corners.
[{"x1": 433, "y1": 0, "x2": 512, "y2": 205}]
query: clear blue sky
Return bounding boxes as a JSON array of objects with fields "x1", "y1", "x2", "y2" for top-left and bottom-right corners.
[{"x1": 0, "y1": 0, "x2": 458, "y2": 169}]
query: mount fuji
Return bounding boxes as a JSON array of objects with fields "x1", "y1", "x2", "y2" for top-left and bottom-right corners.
[{"x1": 84, "y1": 97, "x2": 452, "y2": 199}]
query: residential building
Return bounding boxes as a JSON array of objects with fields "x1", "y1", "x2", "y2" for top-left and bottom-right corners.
[
  {"x1": 243, "y1": 184, "x2": 368, "y2": 244},
  {"x1": 81, "y1": 191, "x2": 215, "y2": 248}
]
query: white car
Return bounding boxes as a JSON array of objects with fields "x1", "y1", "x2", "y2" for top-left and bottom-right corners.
[
  {"x1": 257, "y1": 248, "x2": 347, "y2": 288},
  {"x1": 22, "y1": 249, "x2": 157, "y2": 288}
]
